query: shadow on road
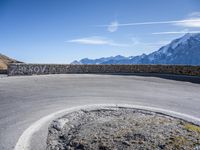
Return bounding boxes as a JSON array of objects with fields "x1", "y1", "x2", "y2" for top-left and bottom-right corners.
[{"x1": 103, "y1": 73, "x2": 200, "y2": 84}]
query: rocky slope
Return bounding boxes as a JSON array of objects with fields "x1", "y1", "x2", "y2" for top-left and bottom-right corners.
[{"x1": 0, "y1": 53, "x2": 21, "y2": 70}]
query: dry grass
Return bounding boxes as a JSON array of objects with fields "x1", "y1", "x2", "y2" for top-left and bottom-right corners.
[
  {"x1": 185, "y1": 123, "x2": 200, "y2": 133},
  {"x1": 0, "y1": 53, "x2": 21, "y2": 70},
  {"x1": 0, "y1": 60, "x2": 8, "y2": 70}
]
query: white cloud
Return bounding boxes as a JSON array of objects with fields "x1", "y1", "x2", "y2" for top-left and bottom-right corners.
[
  {"x1": 107, "y1": 21, "x2": 119, "y2": 32},
  {"x1": 68, "y1": 37, "x2": 109, "y2": 45},
  {"x1": 97, "y1": 13, "x2": 200, "y2": 32},
  {"x1": 98, "y1": 19, "x2": 200, "y2": 28},
  {"x1": 67, "y1": 36, "x2": 128, "y2": 47},
  {"x1": 152, "y1": 30, "x2": 200, "y2": 35},
  {"x1": 174, "y1": 18, "x2": 200, "y2": 28},
  {"x1": 131, "y1": 37, "x2": 140, "y2": 45},
  {"x1": 129, "y1": 37, "x2": 170, "y2": 50},
  {"x1": 145, "y1": 41, "x2": 170, "y2": 46},
  {"x1": 130, "y1": 37, "x2": 169, "y2": 46},
  {"x1": 67, "y1": 36, "x2": 171, "y2": 51},
  {"x1": 188, "y1": 12, "x2": 200, "y2": 17}
]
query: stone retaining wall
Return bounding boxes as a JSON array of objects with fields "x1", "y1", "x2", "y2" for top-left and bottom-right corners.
[
  {"x1": 8, "y1": 63, "x2": 200, "y2": 76},
  {"x1": 0, "y1": 70, "x2": 7, "y2": 74}
]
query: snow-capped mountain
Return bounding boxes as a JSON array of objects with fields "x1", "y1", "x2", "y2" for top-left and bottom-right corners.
[
  {"x1": 71, "y1": 55, "x2": 130, "y2": 64},
  {"x1": 71, "y1": 33, "x2": 200, "y2": 65}
]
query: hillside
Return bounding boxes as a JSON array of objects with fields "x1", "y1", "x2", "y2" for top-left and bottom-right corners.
[{"x1": 0, "y1": 54, "x2": 21, "y2": 70}]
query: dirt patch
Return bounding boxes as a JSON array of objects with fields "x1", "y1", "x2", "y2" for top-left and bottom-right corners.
[
  {"x1": 0, "y1": 53, "x2": 21, "y2": 70},
  {"x1": 46, "y1": 107, "x2": 200, "y2": 150}
]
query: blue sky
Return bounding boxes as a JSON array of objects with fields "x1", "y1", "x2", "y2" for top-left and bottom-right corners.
[{"x1": 0, "y1": 0, "x2": 200, "y2": 63}]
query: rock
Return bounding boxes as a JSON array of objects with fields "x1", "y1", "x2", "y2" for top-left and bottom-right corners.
[{"x1": 46, "y1": 107, "x2": 200, "y2": 150}]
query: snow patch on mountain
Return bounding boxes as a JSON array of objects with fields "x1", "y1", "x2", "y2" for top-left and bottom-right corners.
[{"x1": 72, "y1": 33, "x2": 200, "y2": 65}]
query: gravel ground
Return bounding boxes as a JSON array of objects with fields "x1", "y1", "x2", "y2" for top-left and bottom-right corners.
[{"x1": 47, "y1": 107, "x2": 200, "y2": 150}]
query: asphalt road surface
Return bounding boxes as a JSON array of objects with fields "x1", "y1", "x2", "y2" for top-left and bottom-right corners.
[{"x1": 0, "y1": 74, "x2": 200, "y2": 150}]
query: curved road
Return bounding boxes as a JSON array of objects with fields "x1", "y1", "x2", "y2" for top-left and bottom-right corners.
[{"x1": 0, "y1": 74, "x2": 200, "y2": 150}]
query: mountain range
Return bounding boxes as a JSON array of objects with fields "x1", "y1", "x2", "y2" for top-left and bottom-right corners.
[{"x1": 72, "y1": 33, "x2": 200, "y2": 65}]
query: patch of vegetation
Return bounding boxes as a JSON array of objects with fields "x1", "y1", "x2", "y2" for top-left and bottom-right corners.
[
  {"x1": 185, "y1": 123, "x2": 200, "y2": 134},
  {"x1": 167, "y1": 136, "x2": 188, "y2": 149}
]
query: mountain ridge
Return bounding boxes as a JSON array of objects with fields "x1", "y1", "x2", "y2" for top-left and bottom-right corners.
[{"x1": 72, "y1": 33, "x2": 200, "y2": 66}]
